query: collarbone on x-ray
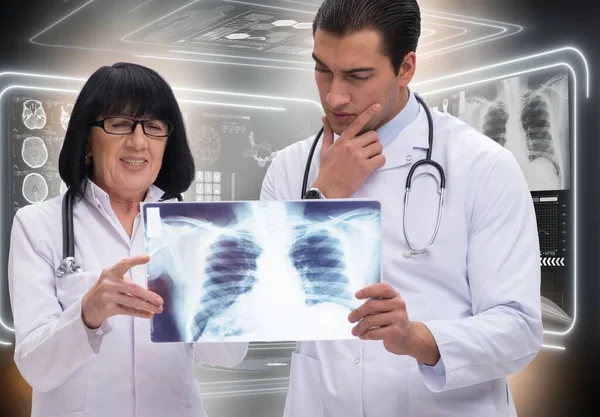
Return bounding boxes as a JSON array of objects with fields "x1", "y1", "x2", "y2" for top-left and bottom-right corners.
[
  {"x1": 465, "y1": 73, "x2": 569, "y2": 192},
  {"x1": 145, "y1": 202, "x2": 380, "y2": 342}
]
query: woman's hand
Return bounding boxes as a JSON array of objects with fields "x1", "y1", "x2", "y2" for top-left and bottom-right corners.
[{"x1": 81, "y1": 255, "x2": 163, "y2": 329}]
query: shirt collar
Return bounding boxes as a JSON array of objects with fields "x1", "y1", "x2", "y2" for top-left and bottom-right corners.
[
  {"x1": 376, "y1": 87, "x2": 420, "y2": 147},
  {"x1": 83, "y1": 178, "x2": 166, "y2": 208}
]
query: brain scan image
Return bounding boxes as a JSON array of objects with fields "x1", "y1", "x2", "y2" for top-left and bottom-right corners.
[
  {"x1": 22, "y1": 173, "x2": 49, "y2": 204},
  {"x1": 192, "y1": 125, "x2": 222, "y2": 166},
  {"x1": 60, "y1": 103, "x2": 73, "y2": 131},
  {"x1": 22, "y1": 100, "x2": 47, "y2": 130},
  {"x1": 21, "y1": 136, "x2": 49, "y2": 168}
]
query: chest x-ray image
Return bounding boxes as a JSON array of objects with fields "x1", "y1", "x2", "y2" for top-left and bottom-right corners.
[
  {"x1": 461, "y1": 69, "x2": 570, "y2": 192},
  {"x1": 141, "y1": 200, "x2": 381, "y2": 343},
  {"x1": 428, "y1": 68, "x2": 570, "y2": 192}
]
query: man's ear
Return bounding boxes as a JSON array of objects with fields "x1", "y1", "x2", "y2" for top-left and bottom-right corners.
[{"x1": 396, "y1": 51, "x2": 416, "y2": 88}]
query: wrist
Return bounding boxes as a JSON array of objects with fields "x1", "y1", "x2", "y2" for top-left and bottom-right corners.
[
  {"x1": 81, "y1": 299, "x2": 101, "y2": 330},
  {"x1": 311, "y1": 179, "x2": 350, "y2": 199},
  {"x1": 407, "y1": 322, "x2": 440, "y2": 366}
]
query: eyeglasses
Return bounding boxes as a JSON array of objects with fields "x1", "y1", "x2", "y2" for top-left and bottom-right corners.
[{"x1": 91, "y1": 116, "x2": 173, "y2": 137}]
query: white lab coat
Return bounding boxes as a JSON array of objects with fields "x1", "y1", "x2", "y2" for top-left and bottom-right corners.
[
  {"x1": 260, "y1": 106, "x2": 543, "y2": 417},
  {"x1": 8, "y1": 180, "x2": 248, "y2": 417}
]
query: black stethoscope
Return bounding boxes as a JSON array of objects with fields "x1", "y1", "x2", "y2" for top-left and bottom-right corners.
[
  {"x1": 301, "y1": 93, "x2": 446, "y2": 257},
  {"x1": 55, "y1": 186, "x2": 183, "y2": 278}
]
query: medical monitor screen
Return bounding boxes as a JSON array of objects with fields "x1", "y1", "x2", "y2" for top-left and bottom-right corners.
[{"x1": 423, "y1": 67, "x2": 571, "y2": 192}]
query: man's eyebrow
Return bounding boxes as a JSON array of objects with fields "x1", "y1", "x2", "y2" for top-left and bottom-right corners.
[
  {"x1": 312, "y1": 53, "x2": 327, "y2": 68},
  {"x1": 312, "y1": 53, "x2": 375, "y2": 73}
]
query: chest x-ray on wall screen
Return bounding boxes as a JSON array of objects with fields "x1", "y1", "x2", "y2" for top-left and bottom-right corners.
[{"x1": 425, "y1": 67, "x2": 570, "y2": 192}]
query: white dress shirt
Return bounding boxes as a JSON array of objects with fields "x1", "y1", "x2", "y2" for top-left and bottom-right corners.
[{"x1": 8, "y1": 180, "x2": 248, "y2": 417}]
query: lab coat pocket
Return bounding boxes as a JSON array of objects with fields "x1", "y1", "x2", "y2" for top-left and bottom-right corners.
[
  {"x1": 283, "y1": 352, "x2": 324, "y2": 417},
  {"x1": 55, "y1": 271, "x2": 99, "y2": 311},
  {"x1": 35, "y1": 365, "x2": 89, "y2": 417}
]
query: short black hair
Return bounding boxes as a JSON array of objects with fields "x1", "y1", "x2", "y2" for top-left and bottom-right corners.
[
  {"x1": 312, "y1": 0, "x2": 421, "y2": 74},
  {"x1": 58, "y1": 62, "x2": 195, "y2": 199}
]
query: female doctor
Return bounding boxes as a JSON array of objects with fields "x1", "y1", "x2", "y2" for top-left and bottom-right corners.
[
  {"x1": 260, "y1": 0, "x2": 543, "y2": 416},
  {"x1": 8, "y1": 62, "x2": 248, "y2": 417}
]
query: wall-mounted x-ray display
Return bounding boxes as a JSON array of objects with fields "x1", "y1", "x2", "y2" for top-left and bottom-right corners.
[
  {"x1": 142, "y1": 200, "x2": 381, "y2": 343},
  {"x1": 422, "y1": 66, "x2": 574, "y2": 334},
  {"x1": 6, "y1": 90, "x2": 73, "y2": 213}
]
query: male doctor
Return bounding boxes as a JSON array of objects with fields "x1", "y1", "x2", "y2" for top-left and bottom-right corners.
[{"x1": 260, "y1": 0, "x2": 543, "y2": 416}]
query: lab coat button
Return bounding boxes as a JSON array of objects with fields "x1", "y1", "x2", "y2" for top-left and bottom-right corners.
[
  {"x1": 354, "y1": 358, "x2": 360, "y2": 364},
  {"x1": 406, "y1": 155, "x2": 413, "y2": 162}
]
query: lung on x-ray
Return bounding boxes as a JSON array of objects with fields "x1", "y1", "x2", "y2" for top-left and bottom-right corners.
[
  {"x1": 141, "y1": 199, "x2": 381, "y2": 343},
  {"x1": 427, "y1": 67, "x2": 571, "y2": 192}
]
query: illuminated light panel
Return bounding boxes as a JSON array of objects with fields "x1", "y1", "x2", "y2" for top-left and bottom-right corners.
[
  {"x1": 120, "y1": 0, "x2": 314, "y2": 45},
  {"x1": 29, "y1": 0, "x2": 523, "y2": 69},
  {"x1": 418, "y1": 23, "x2": 467, "y2": 48},
  {"x1": 421, "y1": 28, "x2": 436, "y2": 38},
  {"x1": 129, "y1": 0, "x2": 153, "y2": 13},
  {"x1": 419, "y1": 8, "x2": 523, "y2": 57},
  {"x1": 169, "y1": 50, "x2": 312, "y2": 66},
  {"x1": 178, "y1": 100, "x2": 286, "y2": 111},
  {"x1": 413, "y1": 46, "x2": 590, "y2": 98},
  {"x1": 134, "y1": 54, "x2": 314, "y2": 72},
  {"x1": 541, "y1": 344, "x2": 566, "y2": 351},
  {"x1": 417, "y1": 54, "x2": 582, "y2": 337},
  {"x1": 196, "y1": 375, "x2": 290, "y2": 398},
  {"x1": 0, "y1": 73, "x2": 322, "y2": 344}
]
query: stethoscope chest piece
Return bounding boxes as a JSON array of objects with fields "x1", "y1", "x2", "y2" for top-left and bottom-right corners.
[{"x1": 55, "y1": 256, "x2": 83, "y2": 278}]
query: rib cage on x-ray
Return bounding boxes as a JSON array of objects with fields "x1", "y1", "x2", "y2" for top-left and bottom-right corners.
[
  {"x1": 144, "y1": 201, "x2": 381, "y2": 342},
  {"x1": 189, "y1": 230, "x2": 261, "y2": 340},
  {"x1": 463, "y1": 72, "x2": 569, "y2": 192},
  {"x1": 289, "y1": 225, "x2": 355, "y2": 309}
]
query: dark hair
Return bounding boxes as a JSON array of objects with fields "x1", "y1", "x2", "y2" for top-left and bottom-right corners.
[
  {"x1": 58, "y1": 62, "x2": 195, "y2": 199},
  {"x1": 312, "y1": 0, "x2": 421, "y2": 74}
]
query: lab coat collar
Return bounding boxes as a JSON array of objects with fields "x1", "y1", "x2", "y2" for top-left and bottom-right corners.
[
  {"x1": 82, "y1": 178, "x2": 166, "y2": 209},
  {"x1": 376, "y1": 88, "x2": 420, "y2": 147},
  {"x1": 379, "y1": 102, "x2": 430, "y2": 170}
]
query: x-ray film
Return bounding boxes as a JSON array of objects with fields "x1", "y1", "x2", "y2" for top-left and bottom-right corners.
[
  {"x1": 141, "y1": 199, "x2": 381, "y2": 343},
  {"x1": 425, "y1": 67, "x2": 571, "y2": 192}
]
